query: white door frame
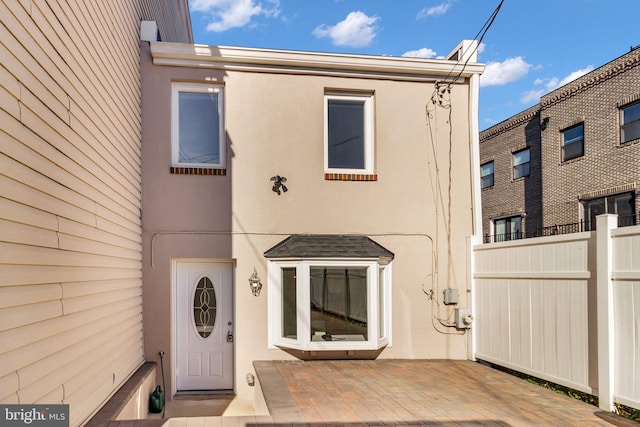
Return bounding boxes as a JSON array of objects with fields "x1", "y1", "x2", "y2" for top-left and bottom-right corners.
[{"x1": 171, "y1": 258, "x2": 235, "y2": 395}]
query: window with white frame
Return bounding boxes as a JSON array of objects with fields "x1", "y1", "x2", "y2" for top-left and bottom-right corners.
[
  {"x1": 324, "y1": 93, "x2": 374, "y2": 174},
  {"x1": 268, "y1": 259, "x2": 391, "y2": 351},
  {"x1": 171, "y1": 83, "x2": 225, "y2": 168},
  {"x1": 512, "y1": 148, "x2": 530, "y2": 179},
  {"x1": 620, "y1": 101, "x2": 640, "y2": 143},
  {"x1": 265, "y1": 234, "x2": 392, "y2": 352},
  {"x1": 481, "y1": 161, "x2": 494, "y2": 188},
  {"x1": 561, "y1": 123, "x2": 584, "y2": 161}
]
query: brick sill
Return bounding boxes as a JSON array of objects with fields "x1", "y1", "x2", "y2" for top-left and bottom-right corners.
[{"x1": 324, "y1": 173, "x2": 377, "y2": 181}]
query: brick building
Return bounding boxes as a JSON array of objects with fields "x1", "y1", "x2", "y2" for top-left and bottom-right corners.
[{"x1": 480, "y1": 47, "x2": 640, "y2": 242}]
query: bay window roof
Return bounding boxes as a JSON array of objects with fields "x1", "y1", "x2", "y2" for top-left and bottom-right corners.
[{"x1": 264, "y1": 234, "x2": 394, "y2": 260}]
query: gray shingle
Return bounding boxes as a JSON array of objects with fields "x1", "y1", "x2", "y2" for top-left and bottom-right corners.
[{"x1": 264, "y1": 234, "x2": 394, "y2": 259}]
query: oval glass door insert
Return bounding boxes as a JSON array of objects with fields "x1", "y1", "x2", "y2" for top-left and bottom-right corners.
[{"x1": 193, "y1": 276, "x2": 217, "y2": 338}]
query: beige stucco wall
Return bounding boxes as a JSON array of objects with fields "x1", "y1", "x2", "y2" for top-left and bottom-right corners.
[{"x1": 141, "y1": 42, "x2": 477, "y2": 405}]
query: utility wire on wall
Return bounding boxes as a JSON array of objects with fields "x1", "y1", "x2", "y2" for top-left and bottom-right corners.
[{"x1": 424, "y1": 0, "x2": 504, "y2": 335}]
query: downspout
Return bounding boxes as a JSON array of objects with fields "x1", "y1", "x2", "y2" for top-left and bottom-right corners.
[{"x1": 467, "y1": 69, "x2": 483, "y2": 360}]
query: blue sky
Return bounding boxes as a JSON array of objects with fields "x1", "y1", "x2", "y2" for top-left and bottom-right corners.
[{"x1": 189, "y1": 0, "x2": 640, "y2": 130}]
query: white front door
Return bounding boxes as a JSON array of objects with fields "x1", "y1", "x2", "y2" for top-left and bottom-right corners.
[{"x1": 175, "y1": 261, "x2": 234, "y2": 391}]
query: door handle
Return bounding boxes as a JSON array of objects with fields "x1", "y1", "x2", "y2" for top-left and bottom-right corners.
[{"x1": 226, "y1": 321, "x2": 233, "y2": 343}]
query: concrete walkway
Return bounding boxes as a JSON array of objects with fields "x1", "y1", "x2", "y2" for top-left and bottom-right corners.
[{"x1": 253, "y1": 359, "x2": 639, "y2": 427}]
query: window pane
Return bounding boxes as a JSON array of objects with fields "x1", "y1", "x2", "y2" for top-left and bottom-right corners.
[
  {"x1": 482, "y1": 175, "x2": 494, "y2": 188},
  {"x1": 310, "y1": 267, "x2": 368, "y2": 342},
  {"x1": 328, "y1": 100, "x2": 365, "y2": 169},
  {"x1": 513, "y1": 149, "x2": 530, "y2": 165},
  {"x1": 562, "y1": 140, "x2": 584, "y2": 161},
  {"x1": 514, "y1": 163, "x2": 529, "y2": 179},
  {"x1": 179, "y1": 92, "x2": 220, "y2": 164},
  {"x1": 609, "y1": 193, "x2": 634, "y2": 216},
  {"x1": 494, "y1": 216, "x2": 521, "y2": 241},
  {"x1": 513, "y1": 149, "x2": 530, "y2": 178},
  {"x1": 510, "y1": 216, "x2": 522, "y2": 240},
  {"x1": 621, "y1": 120, "x2": 640, "y2": 143},
  {"x1": 621, "y1": 103, "x2": 640, "y2": 143},
  {"x1": 584, "y1": 192, "x2": 636, "y2": 230},
  {"x1": 193, "y1": 277, "x2": 216, "y2": 338},
  {"x1": 610, "y1": 193, "x2": 636, "y2": 226},
  {"x1": 481, "y1": 162, "x2": 494, "y2": 188},
  {"x1": 481, "y1": 162, "x2": 494, "y2": 176},
  {"x1": 622, "y1": 102, "x2": 640, "y2": 124},
  {"x1": 495, "y1": 219, "x2": 506, "y2": 242},
  {"x1": 585, "y1": 198, "x2": 605, "y2": 231},
  {"x1": 282, "y1": 268, "x2": 297, "y2": 339},
  {"x1": 563, "y1": 124, "x2": 584, "y2": 145}
]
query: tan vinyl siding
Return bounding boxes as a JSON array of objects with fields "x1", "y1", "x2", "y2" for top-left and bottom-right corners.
[{"x1": 0, "y1": 0, "x2": 191, "y2": 425}]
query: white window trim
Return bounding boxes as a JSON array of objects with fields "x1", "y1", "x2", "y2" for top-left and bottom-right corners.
[
  {"x1": 171, "y1": 82, "x2": 226, "y2": 169},
  {"x1": 267, "y1": 258, "x2": 391, "y2": 352},
  {"x1": 323, "y1": 93, "x2": 374, "y2": 175}
]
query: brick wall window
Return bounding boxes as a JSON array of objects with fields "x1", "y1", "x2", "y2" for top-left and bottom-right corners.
[
  {"x1": 582, "y1": 192, "x2": 636, "y2": 231},
  {"x1": 493, "y1": 215, "x2": 522, "y2": 242},
  {"x1": 620, "y1": 101, "x2": 640, "y2": 143},
  {"x1": 481, "y1": 161, "x2": 494, "y2": 188},
  {"x1": 513, "y1": 148, "x2": 530, "y2": 179},
  {"x1": 561, "y1": 123, "x2": 584, "y2": 161}
]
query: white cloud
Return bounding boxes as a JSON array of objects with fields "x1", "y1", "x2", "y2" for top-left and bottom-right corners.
[
  {"x1": 520, "y1": 89, "x2": 545, "y2": 104},
  {"x1": 417, "y1": 2, "x2": 452, "y2": 18},
  {"x1": 313, "y1": 11, "x2": 380, "y2": 48},
  {"x1": 480, "y1": 57, "x2": 532, "y2": 87},
  {"x1": 190, "y1": 0, "x2": 280, "y2": 32},
  {"x1": 520, "y1": 66, "x2": 595, "y2": 104},
  {"x1": 402, "y1": 47, "x2": 437, "y2": 58},
  {"x1": 553, "y1": 66, "x2": 595, "y2": 89}
]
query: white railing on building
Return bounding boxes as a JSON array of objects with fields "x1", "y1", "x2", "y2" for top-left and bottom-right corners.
[{"x1": 473, "y1": 214, "x2": 640, "y2": 412}]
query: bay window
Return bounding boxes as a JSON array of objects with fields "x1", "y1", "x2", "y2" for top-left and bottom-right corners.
[{"x1": 265, "y1": 235, "x2": 393, "y2": 352}]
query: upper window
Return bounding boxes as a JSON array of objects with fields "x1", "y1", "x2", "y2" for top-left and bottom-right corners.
[
  {"x1": 171, "y1": 83, "x2": 225, "y2": 168},
  {"x1": 493, "y1": 215, "x2": 522, "y2": 242},
  {"x1": 324, "y1": 93, "x2": 374, "y2": 174},
  {"x1": 621, "y1": 101, "x2": 640, "y2": 144},
  {"x1": 513, "y1": 148, "x2": 530, "y2": 179},
  {"x1": 265, "y1": 235, "x2": 392, "y2": 352},
  {"x1": 481, "y1": 161, "x2": 494, "y2": 189},
  {"x1": 562, "y1": 123, "x2": 584, "y2": 161}
]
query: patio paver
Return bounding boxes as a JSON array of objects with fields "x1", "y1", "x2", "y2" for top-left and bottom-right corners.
[{"x1": 253, "y1": 359, "x2": 639, "y2": 427}]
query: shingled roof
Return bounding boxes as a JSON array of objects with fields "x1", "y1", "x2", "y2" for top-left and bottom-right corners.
[{"x1": 264, "y1": 235, "x2": 394, "y2": 260}]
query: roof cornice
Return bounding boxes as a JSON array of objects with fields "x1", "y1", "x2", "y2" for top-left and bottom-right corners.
[
  {"x1": 480, "y1": 105, "x2": 540, "y2": 141},
  {"x1": 150, "y1": 42, "x2": 484, "y2": 82},
  {"x1": 541, "y1": 51, "x2": 640, "y2": 108}
]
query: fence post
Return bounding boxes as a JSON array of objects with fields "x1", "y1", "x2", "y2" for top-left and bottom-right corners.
[{"x1": 596, "y1": 214, "x2": 617, "y2": 411}]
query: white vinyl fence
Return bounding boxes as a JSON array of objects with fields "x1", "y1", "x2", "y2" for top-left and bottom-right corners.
[
  {"x1": 473, "y1": 214, "x2": 640, "y2": 412},
  {"x1": 612, "y1": 225, "x2": 640, "y2": 409}
]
